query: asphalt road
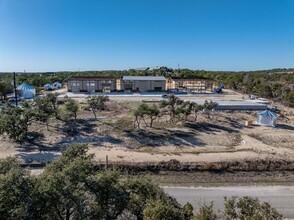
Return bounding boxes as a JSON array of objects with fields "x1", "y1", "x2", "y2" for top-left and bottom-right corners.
[{"x1": 163, "y1": 186, "x2": 294, "y2": 219}]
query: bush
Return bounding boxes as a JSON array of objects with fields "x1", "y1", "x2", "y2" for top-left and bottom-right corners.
[
  {"x1": 224, "y1": 196, "x2": 282, "y2": 220},
  {"x1": 195, "y1": 203, "x2": 217, "y2": 220}
]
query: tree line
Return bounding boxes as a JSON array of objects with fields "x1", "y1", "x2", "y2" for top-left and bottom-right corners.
[
  {"x1": 0, "y1": 144, "x2": 282, "y2": 220},
  {"x1": 199, "y1": 71, "x2": 294, "y2": 107}
]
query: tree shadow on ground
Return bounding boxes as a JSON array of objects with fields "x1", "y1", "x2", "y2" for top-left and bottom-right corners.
[
  {"x1": 14, "y1": 132, "x2": 61, "y2": 152},
  {"x1": 275, "y1": 123, "x2": 294, "y2": 131},
  {"x1": 62, "y1": 119, "x2": 97, "y2": 136},
  {"x1": 19, "y1": 142, "x2": 62, "y2": 152},
  {"x1": 124, "y1": 128, "x2": 205, "y2": 148},
  {"x1": 14, "y1": 120, "x2": 93, "y2": 152},
  {"x1": 58, "y1": 135, "x2": 124, "y2": 147},
  {"x1": 16, "y1": 152, "x2": 59, "y2": 164},
  {"x1": 20, "y1": 119, "x2": 125, "y2": 151},
  {"x1": 184, "y1": 122, "x2": 240, "y2": 133}
]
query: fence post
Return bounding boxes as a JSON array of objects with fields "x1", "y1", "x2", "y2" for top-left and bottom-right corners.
[{"x1": 105, "y1": 155, "x2": 108, "y2": 170}]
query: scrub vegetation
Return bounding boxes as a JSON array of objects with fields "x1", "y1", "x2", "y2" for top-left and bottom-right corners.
[
  {"x1": 0, "y1": 94, "x2": 217, "y2": 142},
  {"x1": 0, "y1": 144, "x2": 282, "y2": 220}
]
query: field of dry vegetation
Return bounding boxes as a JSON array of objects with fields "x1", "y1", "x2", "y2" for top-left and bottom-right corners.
[
  {"x1": 0, "y1": 90, "x2": 294, "y2": 163},
  {"x1": 1, "y1": 90, "x2": 294, "y2": 178}
]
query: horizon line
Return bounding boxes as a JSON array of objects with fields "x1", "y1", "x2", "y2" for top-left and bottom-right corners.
[{"x1": 0, "y1": 67, "x2": 294, "y2": 74}]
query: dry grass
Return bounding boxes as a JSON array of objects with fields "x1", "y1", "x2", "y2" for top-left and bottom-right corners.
[{"x1": 1, "y1": 94, "x2": 294, "y2": 166}]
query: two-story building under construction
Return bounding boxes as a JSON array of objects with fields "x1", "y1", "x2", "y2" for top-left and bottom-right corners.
[{"x1": 67, "y1": 76, "x2": 116, "y2": 93}]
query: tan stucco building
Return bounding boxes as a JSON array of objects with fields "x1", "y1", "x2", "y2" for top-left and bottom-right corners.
[{"x1": 167, "y1": 77, "x2": 215, "y2": 93}]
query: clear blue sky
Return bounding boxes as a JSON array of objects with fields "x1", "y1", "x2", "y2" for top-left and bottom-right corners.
[{"x1": 0, "y1": 0, "x2": 293, "y2": 72}]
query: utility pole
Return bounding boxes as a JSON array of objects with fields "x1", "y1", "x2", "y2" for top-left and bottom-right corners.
[{"x1": 13, "y1": 72, "x2": 18, "y2": 107}]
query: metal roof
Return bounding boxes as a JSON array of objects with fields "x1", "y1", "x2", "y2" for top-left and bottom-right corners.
[
  {"x1": 68, "y1": 76, "x2": 116, "y2": 81},
  {"x1": 257, "y1": 110, "x2": 277, "y2": 118},
  {"x1": 16, "y1": 83, "x2": 35, "y2": 90},
  {"x1": 170, "y1": 77, "x2": 212, "y2": 81},
  {"x1": 122, "y1": 76, "x2": 166, "y2": 81},
  {"x1": 133, "y1": 67, "x2": 149, "y2": 71},
  {"x1": 148, "y1": 66, "x2": 160, "y2": 71}
]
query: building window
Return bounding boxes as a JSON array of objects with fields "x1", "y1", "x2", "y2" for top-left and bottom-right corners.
[
  {"x1": 72, "y1": 82, "x2": 79, "y2": 86},
  {"x1": 124, "y1": 80, "x2": 133, "y2": 83},
  {"x1": 101, "y1": 80, "x2": 112, "y2": 84},
  {"x1": 86, "y1": 82, "x2": 95, "y2": 87}
]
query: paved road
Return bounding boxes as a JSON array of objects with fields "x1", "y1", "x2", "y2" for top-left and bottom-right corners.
[{"x1": 163, "y1": 186, "x2": 294, "y2": 219}]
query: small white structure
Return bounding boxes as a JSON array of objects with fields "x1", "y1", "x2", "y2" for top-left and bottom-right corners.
[
  {"x1": 52, "y1": 82, "x2": 62, "y2": 89},
  {"x1": 256, "y1": 110, "x2": 277, "y2": 127},
  {"x1": 16, "y1": 83, "x2": 36, "y2": 99},
  {"x1": 44, "y1": 83, "x2": 53, "y2": 90}
]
